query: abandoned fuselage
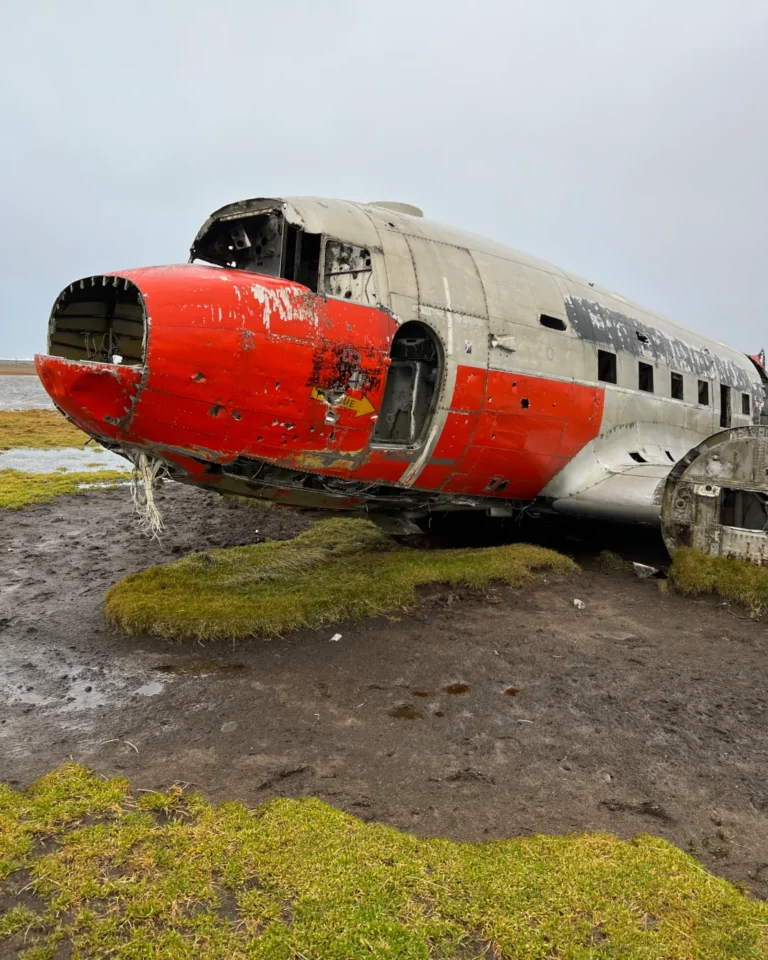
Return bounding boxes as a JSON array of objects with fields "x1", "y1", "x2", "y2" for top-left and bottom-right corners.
[{"x1": 35, "y1": 197, "x2": 768, "y2": 552}]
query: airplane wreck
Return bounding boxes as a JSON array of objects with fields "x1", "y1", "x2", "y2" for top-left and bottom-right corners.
[{"x1": 35, "y1": 197, "x2": 768, "y2": 562}]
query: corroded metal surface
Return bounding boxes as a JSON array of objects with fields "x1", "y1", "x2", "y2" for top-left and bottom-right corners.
[{"x1": 662, "y1": 426, "x2": 768, "y2": 563}]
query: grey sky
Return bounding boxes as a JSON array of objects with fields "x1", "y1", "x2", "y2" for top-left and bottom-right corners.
[{"x1": 1, "y1": 0, "x2": 766, "y2": 358}]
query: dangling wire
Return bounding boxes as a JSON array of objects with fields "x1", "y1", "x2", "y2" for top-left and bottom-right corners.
[{"x1": 129, "y1": 452, "x2": 168, "y2": 540}]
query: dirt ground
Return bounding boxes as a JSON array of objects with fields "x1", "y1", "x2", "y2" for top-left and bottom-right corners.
[{"x1": 2, "y1": 484, "x2": 768, "y2": 896}]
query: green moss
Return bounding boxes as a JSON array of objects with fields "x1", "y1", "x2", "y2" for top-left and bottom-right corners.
[
  {"x1": 1, "y1": 764, "x2": 766, "y2": 959},
  {"x1": 0, "y1": 410, "x2": 90, "y2": 450},
  {"x1": 0, "y1": 469, "x2": 126, "y2": 509},
  {"x1": 105, "y1": 518, "x2": 577, "y2": 641},
  {"x1": 219, "y1": 492, "x2": 276, "y2": 509},
  {"x1": 596, "y1": 549, "x2": 631, "y2": 572},
  {"x1": 670, "y1": 547, "x2": 768, "y2": 614}
]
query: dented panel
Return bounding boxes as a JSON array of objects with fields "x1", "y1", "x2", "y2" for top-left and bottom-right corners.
[{"x1": 662, "y1": 426, "x2": 768, "y2": 563}]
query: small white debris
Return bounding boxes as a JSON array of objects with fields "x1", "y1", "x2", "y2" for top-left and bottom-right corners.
[
  {"x1": 573, "y1": 599, "x2": 586, "y2": 610},
  {"x1": 221, "y1": 721, "x2": 238, "y2": 733},
  {"x1": 633, "y1": 562, "x2": 659, "y2": 579},
  {"x1": 329, "y1": 633, "x2": 342, "y2": 642}
]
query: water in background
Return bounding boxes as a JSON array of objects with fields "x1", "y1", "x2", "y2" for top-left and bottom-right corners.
[
  {"x1": 0, "y1": 447, "x2": 130, "y2": 473},
  {"x1": 0, "y1": 375, "x2": 54, "y2": 410}
]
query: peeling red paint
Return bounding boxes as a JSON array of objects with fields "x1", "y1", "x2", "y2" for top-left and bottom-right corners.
[{"x1": 36, "y1": 263, "x2": 604, "y2": 512}]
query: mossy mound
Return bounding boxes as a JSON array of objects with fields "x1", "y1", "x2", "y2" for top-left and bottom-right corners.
[
  {"x1": 105, "y1": 517, "x2": 577, "y2": 641},
  {"x1": 670, "y1": 547, "x2": 768, "y2": 614}
]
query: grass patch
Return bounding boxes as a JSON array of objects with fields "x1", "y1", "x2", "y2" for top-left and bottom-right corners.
[
  {"x1": 105, "y1": 518, "x2": 576, "y2": 641},
  {"x1": 596, "y1": 549, "x2": 632, "y2": 572},
  {"x1": 0, "y1": 409, "x2": 90, "y2": 450},
  {"x1": 220, "y1": 492, "x2": 276, "y2": 509},
  {"x1": 1, "y1": 765, "x2": 765, "y2": 959},
  {"x1": 0, "y1": 469, "x2": 126, "y2": 510},
  {"x1": 670, "y1": 547, "x2": 768, "y2": 614}
]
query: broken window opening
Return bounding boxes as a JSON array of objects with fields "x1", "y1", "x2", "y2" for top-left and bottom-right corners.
[
  {"x1": 539, "y1": 314, "x2": 566, "y2": 331},
  {"x1": 48, "y1": 276, "x2": 146, "y2": 366},
  {"x1": 192, "y1": 212, "x2": 322, "y2": 293},
  {"x1": 720, "y1": 488, "x2": 768, "y2": 532},
  {"x1": 720, "y1": 384, "x2": 731, "y2": 428},
  {"x1": 743, "y1": 392, "x2": 751, "y2": 416},
  {"x1": 323, "y1": 240, "x2": 375, "y2": 305},
  {"x1": 671, "y1": 372, "x2": 684, "y2": 400},
  {"x1": 698, "y1": 379, "x2": 709, "y2": 405},
  {"x1": 373, "y1": 322, "x2": 441, "y2": 446},
  {"x1": 597, "y1": 350, "x2": 617, "y2": 384},
  {"x1": 638, "y1": 362, "x2": 654, "y2": 393}
]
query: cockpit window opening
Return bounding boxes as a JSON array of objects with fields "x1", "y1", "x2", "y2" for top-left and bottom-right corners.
[
  {"x1": 742, "y1": 392, "x2": 751, "y2": 416},
  {"x1": 373, "y1": 321, "x2": 441, "y2": 446},
  {"x1": 322, "y1": 239, "x2": 375, "y2": 305},
  {"x1": 192, "y1": 212, "x2": 321, "y2": 293}
]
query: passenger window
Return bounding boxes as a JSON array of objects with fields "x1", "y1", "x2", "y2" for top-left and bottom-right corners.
[
  {"x1": 671, "y1": 372, "x2": 684, "y2": 400},
  {"x1": 638, "y1": 362, "x2": 654, "y2": 393},
  {"x1": 323, "y1": 241, "x2": 375, "y2": 305},
  {"x1": 698, "y1": 380, "x2": 709, "y2": 405},
  {"x1": 597, "y1": 350, "x2": 617, "y2": 384},
  {"x1": 540, "y1": 314, "x2": 567, "y2": 331},
  {"x1": 720, "y1": 384, "x2": 731, "y2": 428},
  {"x1": 742, "y1": 393, "x2": 751, "y2": 416}
]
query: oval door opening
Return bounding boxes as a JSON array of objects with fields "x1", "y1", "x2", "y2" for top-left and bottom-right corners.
[{"x1": 373, "y1": 321, "x2": 441, "y2": 445}]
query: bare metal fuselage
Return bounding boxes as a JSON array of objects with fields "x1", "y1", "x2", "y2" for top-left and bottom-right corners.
[{"x1": 35, "y1": 197, "x2": 767, "y2": 538}]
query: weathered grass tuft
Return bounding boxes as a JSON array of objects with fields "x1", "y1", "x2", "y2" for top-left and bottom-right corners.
[
  {"x1": 670, "y1": 547, "x2": 768, "y2": 614},
  {"x1": 0, "y1": 409, "x2": 89, "y2": 449},
  {"x1": 1, "y1": 764, "x2": 766, "y2": 959},
  {"x1": 597, "y1": 549, "x2": 632, "y2": 572},
  {"x1": 105, "y1": 517, "x2": 577, "y2": 641},
  {"x1": 0, "y1": 469, "x2": 127, "y2": 510},
  {"x1": 220, "y1": 492, "x2": 277, "y2": 509}
]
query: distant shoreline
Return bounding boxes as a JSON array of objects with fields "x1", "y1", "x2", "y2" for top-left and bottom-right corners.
[{"x1": 0, "y1": 363, "x2": 37, "y2": 376}]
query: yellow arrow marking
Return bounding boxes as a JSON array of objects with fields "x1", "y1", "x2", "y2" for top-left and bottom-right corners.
[{"x1": 310, "y1": 386, "x2": 375, "y2": 418}]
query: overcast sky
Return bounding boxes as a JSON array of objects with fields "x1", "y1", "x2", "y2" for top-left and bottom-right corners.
[{"x1": 1, "y1": 0, "x2": 766, "y2": 358}]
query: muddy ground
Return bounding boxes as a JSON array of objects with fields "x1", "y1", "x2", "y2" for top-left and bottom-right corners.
[{"x1": 1, "y1": 484, "x2": 768, "y2": 896}]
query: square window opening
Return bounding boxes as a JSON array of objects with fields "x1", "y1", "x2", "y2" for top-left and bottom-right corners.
[
  {"x1": 597, "y1": 350, "x2": 617, "y2": 384},
  {"x1": 671, "y1": 372, "x2": 684, "y2": 400},
  {"x1": 638, "y1": 362, "x2": 654, "y2": 393},
  {"x1": 742, "y1": 392, "x2": 751, "y2": 416},
  {"x1": 698, "y1": 380, "x2": 709, "y2": 405}
]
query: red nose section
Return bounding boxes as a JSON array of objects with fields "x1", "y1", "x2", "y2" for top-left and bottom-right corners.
[
  {"x1": 35, "y1": 265, "x2": 397, "y2": 477},
  {"x1": 35, "y1": 355, "x2": 143, "y2": 440}
]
